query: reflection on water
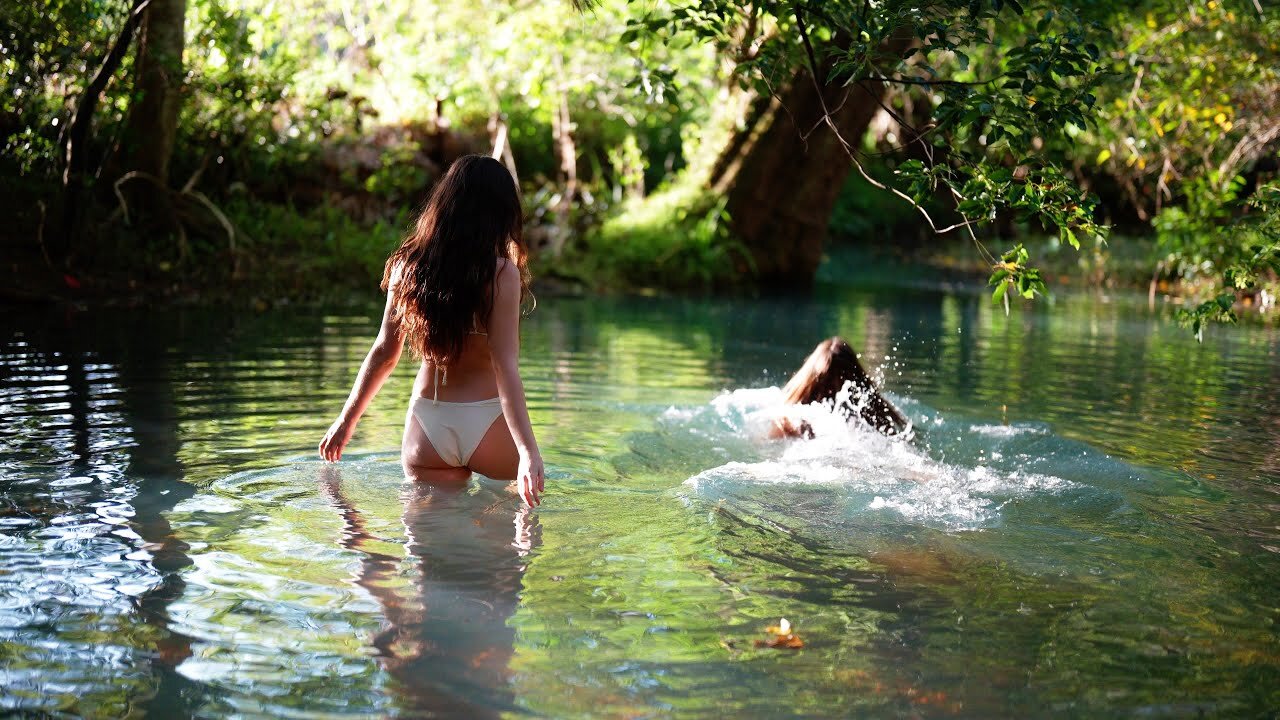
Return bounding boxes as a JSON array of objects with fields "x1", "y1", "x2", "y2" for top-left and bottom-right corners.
[
  {"x1": 2, "y1": 273, "x2": 1279, "y2": 716},
  {"x1": 319, "y1": 465, "x2": 535, "y2": 718}
]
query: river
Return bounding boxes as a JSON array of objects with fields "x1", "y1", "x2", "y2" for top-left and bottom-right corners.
[{"x1": 2, "y1": 273, "x2": 1277, "y2": 717}]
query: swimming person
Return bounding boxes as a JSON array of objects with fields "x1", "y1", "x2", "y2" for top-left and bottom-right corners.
[
  {"x1": 318, "y1": 155, "x2": 544, "y2": 507},
  {"x1": 771, "y1": 337, "x2": 910, "y2": 440}
]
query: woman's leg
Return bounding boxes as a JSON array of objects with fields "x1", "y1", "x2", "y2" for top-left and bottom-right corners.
[{"x1": 402, "y1": 412, "x2": 472, "y2": 484}]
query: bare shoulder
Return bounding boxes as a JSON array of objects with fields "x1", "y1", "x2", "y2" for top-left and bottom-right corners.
[
  {"x1": 494, "y1": 257, "x2": 519, "y2": 290},
  {"x1": 386, "y1": 258, "x2": 406, "y2": 291}
]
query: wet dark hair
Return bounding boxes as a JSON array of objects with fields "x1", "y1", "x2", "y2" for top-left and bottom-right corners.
[
  {"x1": 382, "y1": 155, "x2": 530, "y2": 364},
  {"x1": 781, "y1": 337, "x2": 909, "y2": 436}
]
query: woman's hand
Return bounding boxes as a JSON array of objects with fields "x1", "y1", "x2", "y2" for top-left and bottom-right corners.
[
  {"x1": 319, "y1": 417, "x2": 355, "y2": 462},
  {"x1": 516, "y1": 450, "x2": 545, "y2": 507}
]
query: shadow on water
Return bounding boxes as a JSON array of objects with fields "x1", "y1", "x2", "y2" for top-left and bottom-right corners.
[
  {"x1": 111, "y1": 317, "x2": 205, "y2": 716},
  {"x1": 0, "y1": 307, "x2": 203, "y2": 714}
]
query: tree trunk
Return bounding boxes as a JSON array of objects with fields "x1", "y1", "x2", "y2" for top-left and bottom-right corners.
[
  {"x1": 547, "y1": 52, "x2": 577, "y2": 257},
  {"x1": 119, "y1": 0, "x2": 186, "y2": 186},
  {"x1": 716, "y1": 38, "x2": 912, "y2": 289},
  {"x1": 707, "y1": 90, "x2": 773, "y2": 194},
  {"x1": 57, "y1": 0, "x2": 149, "y2": 266}
]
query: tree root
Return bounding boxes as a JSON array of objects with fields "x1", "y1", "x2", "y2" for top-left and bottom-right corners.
[{"x1": 111, "y1": 169, "x2": 243, "y2": 278}]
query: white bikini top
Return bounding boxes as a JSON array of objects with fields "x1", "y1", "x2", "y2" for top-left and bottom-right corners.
[{"x1": 431, "y1": 329, "x2": 488, "y2": 405}]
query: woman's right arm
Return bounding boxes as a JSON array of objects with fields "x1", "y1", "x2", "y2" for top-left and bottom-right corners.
[
  {"x1": 769, "y1": 415, "x2": 814, "y2": 440},
  {"x1": 319, "y1": 292, "x2": 405, "y2": 461},
  {"x1": 488, "y1": 259, "x2": 543, "y2": 507}
]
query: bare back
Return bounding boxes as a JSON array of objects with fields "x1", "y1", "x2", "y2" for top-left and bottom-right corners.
[
  {"x1": 400, "y1": 258, "x2": 526, "y2": 484},
  {"x1": 412, "y1": 334, "x2": 498, "y2": 402}
]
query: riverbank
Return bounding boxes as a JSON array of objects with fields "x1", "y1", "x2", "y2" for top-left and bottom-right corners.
[
  {"x1": 825, "y1": 236, "x2": 1279, "y2": 330},
  {"x1": 6, "y1": 216, "x2": 1274, "y2": 337}
]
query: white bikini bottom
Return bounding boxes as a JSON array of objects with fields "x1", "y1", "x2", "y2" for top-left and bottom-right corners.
[{"x1": 409, "y1": 396, "x2": 504, "y2": 467}]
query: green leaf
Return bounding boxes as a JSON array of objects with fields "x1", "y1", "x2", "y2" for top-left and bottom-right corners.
[
  {"x1": 1062, "y1": 228, "x2": 1080, "y2": 250},
  {"x1": 992, "y1": 279, "x2": 1010, "y2": 303}
]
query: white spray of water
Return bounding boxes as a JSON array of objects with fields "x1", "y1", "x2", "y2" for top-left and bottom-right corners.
[{"x1": 675, "y1": 387, "x2": 1078, "y2": 531}]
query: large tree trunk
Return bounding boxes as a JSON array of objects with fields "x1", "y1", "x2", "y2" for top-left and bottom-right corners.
[
  {"x1": 119, "y1": 0, "x2": 186, "y2": 185},
  {"x1": 715, "y1": 38, "x2": 911, "y2": 289}
]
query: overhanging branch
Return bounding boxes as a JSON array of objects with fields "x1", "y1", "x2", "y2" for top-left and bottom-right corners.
[{"x1": 790, "y1": 1, "x2": 990, "y2": 259}]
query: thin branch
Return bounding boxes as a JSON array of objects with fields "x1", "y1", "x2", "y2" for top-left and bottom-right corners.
[
  {"x1": 186, "y1": 190, "x2": 236, "y2": 254},
  {"x1": 36, "y1": 200, "x2": 52, "y2": 269},
  {"x1": 57, "y1": 0, "x2": 152, "y2": 260},
  {"x1": 800, "y1": 89, "x2": 851, "y2": 142},
  {"x1": 62, "y1": 0, "x2": 152, "y2": 183},
  {"x1": 862, "y1": 74, "x2": 997, "y2": 88},
  {"x1": 758, "y1": 73, "x2": 803, "y2": 151},
  {"x1": 181, "y1": 152, "x2": 211, "y2": 194},
  {"x1": 113, "y1": 170, "x2": 167, "y2": 226},
  {"x1": 791, "y1": 2, "x2": 855, "y2": 156},
  {"x1": 860, "y1": 81, "x2": 927, "y2": 143}
]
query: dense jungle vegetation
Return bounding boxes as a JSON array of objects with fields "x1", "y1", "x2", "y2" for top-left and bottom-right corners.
[{"x1": 2, "y1": 0, "x2": 1278, "y2": 332}]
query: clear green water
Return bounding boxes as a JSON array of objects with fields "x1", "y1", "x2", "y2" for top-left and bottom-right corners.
[{"x1": 2, "y1": 279, "x2": 1278, "y2": 718}]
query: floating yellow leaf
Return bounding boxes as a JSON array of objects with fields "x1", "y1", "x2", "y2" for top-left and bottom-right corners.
[{"x1": 756, "y1": 618, "x2": 805, "y2": 649}]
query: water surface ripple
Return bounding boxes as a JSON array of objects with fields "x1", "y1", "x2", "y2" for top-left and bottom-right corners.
[{"x1": 1, "y1": 284, "x2": 1277, "y2": 718}]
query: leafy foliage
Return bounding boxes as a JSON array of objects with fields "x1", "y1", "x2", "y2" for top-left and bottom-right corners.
[
  {"x1": 586, "y1": 178, "x2": 747, "y2": 289},
  {"x1": 0, "y1": 0, "x2": 130, "y2": 179},
  {"x1": 1174, "y1": 181, "x2": 1280, "y2": 340},
  {"x1": 0, "y1": 0, "x2": 721, "y2": 294},
  {"x1": 620, "y1": 0, "x2": 1111, "y2": 299},
  {"x1": 1073, "y1": 1, "x2": 1280, "y2": 331},
  {"x1": 620, "y1": 0, "x2": 1277, "y2": 331},
  {"x1": 989, "y1": 243, "x2": 1046, "y2": 311},
  {"x1": 2, "y1": 0, "x2": 1277, "y2": 323}
]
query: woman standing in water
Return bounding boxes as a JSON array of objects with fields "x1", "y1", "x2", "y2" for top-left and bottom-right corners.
[{"x1": 319, "y1": 155, "x2": 544, "y2": 507}]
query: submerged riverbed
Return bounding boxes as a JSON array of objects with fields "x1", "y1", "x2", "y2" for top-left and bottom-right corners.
[{"x1": 2, "y1": 279, "x2": 1278, "y2": 717}]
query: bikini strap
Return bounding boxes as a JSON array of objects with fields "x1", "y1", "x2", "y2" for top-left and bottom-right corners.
[{"x1": 433, "y1": 363, "x2": 448, "y2": 405}]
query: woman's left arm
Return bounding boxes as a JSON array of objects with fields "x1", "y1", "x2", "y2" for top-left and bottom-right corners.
[
  {"x1": 319, "y1": 292, "x2": 405, "y2": 461},
  {"x1": 488, "y1": 260, "x2": 543, "y2": 507}
]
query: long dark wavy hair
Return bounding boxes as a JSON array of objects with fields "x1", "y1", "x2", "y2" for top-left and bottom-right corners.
[
  {"x1": 782, "y1": 337, "x2": 909, "y2": 436},
  {"x1": 381, "y1": 155, "x2": 530, "y2": 364}
]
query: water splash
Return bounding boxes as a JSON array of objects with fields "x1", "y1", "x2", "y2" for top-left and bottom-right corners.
[{"x1": 676, "y1": 388, "x2": 1084, "y2": 531}]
